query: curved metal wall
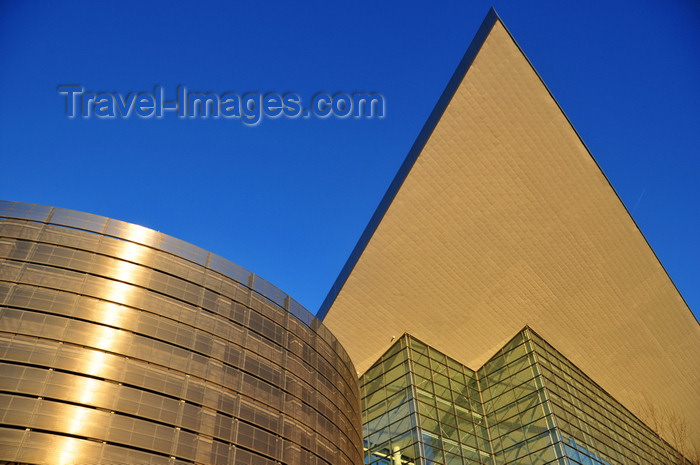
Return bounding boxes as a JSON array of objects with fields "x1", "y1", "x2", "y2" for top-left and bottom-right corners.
[{"x1": 0, "y1": 201, "x2": 362, "y2": 465}]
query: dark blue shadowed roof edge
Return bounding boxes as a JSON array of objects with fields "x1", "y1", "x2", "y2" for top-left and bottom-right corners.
[{"x1": 317, "y1": 8, "x2": 501, "y2": 320}]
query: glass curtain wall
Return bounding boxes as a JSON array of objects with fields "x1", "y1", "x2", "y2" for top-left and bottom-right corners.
[
  {"x1": 361, "y1": 329, "x2": 689, "y2": 465},
  {"x1": 527, "y1": 330, "x2": 688, "y2": 465},
  {"x1": 360, "y1": 335, "x2": 491, "y2": 465}
]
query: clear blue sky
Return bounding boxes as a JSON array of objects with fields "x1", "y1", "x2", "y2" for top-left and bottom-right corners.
[{"x1": 1, "y1": 1, "x2": 698, "y2": 319}]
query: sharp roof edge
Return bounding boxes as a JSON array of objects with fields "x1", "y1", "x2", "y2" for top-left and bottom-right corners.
[{"x1": 318, "y1": 8, "x2": 500, "y2": 320}]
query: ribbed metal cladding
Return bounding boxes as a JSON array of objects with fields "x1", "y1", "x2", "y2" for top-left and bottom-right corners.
[{"x1": 0, "y1": 201, "x2": 363, "y2": 465}]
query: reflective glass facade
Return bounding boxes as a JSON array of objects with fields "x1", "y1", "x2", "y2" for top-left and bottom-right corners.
[
  {"x1": 479, "y1": 331, "x2": 555, "y2": 464},
  {"x1": 524, "y1": 330, "x2": 688, "y2": 465},
  {"x1": 361, "y1": 335, "x2": 490, "y2": 465},
  {"x1": 361, "y1": 330, "x2": 689, "y2": 465},
  {"x1": 0, "y1": 201, "x2": 362, "y2": 465}
]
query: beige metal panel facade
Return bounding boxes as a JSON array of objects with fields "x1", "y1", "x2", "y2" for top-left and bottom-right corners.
[
  {"x1": 322, "y1": 16, "x2": 700, "y2": 445},
  {"x1": 0, "y1": 201, "x2": 362, "y2": 465}
]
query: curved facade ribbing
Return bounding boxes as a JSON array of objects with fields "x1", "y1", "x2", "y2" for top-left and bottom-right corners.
[{"x1": 0, "y1": 201, "x2": 362, "y2": 465}]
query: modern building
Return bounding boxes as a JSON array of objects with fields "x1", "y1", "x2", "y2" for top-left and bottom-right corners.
[
  {"x1": 0, "y1": 201, "x2": 362, "y2": 465},
  {"x1": 360, "y1": 329, "x2": 691, "y2": 465},
  {"x1": 320, "y1": 8, "x2": 699, "y2": 465},
  {"x1": 1, "y1": 8, "x2": 698, "y2": 465}
]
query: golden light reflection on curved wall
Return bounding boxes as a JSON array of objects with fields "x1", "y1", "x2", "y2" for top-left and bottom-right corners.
[{"x1": 0, "y1": 201, "x2": 363, "y2": 465}]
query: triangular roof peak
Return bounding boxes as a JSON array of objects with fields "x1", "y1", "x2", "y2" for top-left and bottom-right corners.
[
  {"x1": 320, "y1": 9, "x2": 699, "y2": 442},
  {"x1": 319, "y1": 11, "x2": 504, "y2": 321}
]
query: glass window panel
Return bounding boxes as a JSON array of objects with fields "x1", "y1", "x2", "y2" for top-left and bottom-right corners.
[{"x1": 421, "y1": 443, "x2": 444, "y2": 464}]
